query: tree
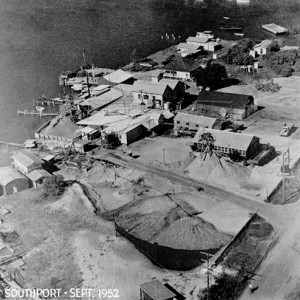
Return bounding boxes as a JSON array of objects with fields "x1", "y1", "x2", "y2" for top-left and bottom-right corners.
[
  {"x1": 267, "y1": 41, "x2": 280, "y2": 53},
  {"x1": 194, "y1": 61, "x2": 228, "y2": 90},
  {"x1": 43, "y1": 175, "x2": 65, "y2": 198}
]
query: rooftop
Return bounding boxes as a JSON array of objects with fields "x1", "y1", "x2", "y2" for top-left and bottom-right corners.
[
  {"x1": 12, "y1": 150, "x2": 44, "y2": 168},
  {"x1": 0, "y1": 167, "x2": 27, "y2": 187},
  {"x1": 140, "y1": 280, "x2": 176, "y2": 300},
  {"x1": 186, "y1": 37, "x2": 209, "y2": 44},
  {"x1": 85, "y1": 67, "x2": 115, "y2": 77},
  {"x1": 132, "y1": 81, "x2": 170, "y2": 95},
  {"x1": 103, "y1": 69, "x2": 134, "y2": 84},
  {"x1": 193, "y1": 128, "x2": 257, "y2": 151},
  {"x1": 175, "y1": 112, "x2": 217, "y2": 128},
  {"x1": 177, "y1": 43, "x2": 202, "y2": 50},
  {"x1": 161, "y1": 54, "x2": 203, "y2": 73},
  {"x1": 79, "y1": 88, "x2": 123, "y2": 110},
  {"x1": 27, "y1": 169, "x2": 51, "y2": 182},
  {"x1": 159, "y1": 79, "x2": 182, "y2": 90},
  {"x1": 197, "y1": 91, "x2": 254, "y2": 109},
  {"x1": 254, "y1": 39, "x2": 273, "y2": 49}
]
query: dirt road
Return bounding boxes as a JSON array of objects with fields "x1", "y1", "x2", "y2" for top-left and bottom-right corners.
[{"x1": 92, "y1": 151, "x2": 300, "y2": 299}]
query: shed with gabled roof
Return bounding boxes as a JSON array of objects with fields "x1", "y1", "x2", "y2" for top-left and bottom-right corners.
[
  {"x1": 27, "y1": 169, "x2": 52, "y2": 188},
  {"x1": 197, "y1": 91, "x2": 257, "y2": 120},
  {"x1": 174, "y1": 112, "x2": 217, "y2": 135},
  {"x1": 12, "y1": 150, "x2": 44, "y2": 175},
  {"x1": 192, "y1": 128, "x2": 260, "y2": 158},
  {"x1": 0, "y1": 167, "x2": 29, "y2": 196}
]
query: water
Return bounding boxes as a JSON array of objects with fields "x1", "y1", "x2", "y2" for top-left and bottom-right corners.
[{"x1": 0, "y1": 0, "x2": 299, "y2": 145}]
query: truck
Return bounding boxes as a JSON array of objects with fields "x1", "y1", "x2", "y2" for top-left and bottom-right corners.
[{"x1": 280, "y1": 123, "x2": 294, "y2": 137}]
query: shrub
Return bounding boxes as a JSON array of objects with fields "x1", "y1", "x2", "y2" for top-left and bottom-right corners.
[
  {"x1": 253, "y1": 78, "x2": 281, "y2": 92},
  {"x1": 43, "y1": 175, "x2": 65, "y2": 198}
]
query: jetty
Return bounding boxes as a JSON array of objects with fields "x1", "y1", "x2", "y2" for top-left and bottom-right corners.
[
  {"x1": 34, "y1": 96, "x2": 65, "y2": 106},
  {"x1": 262, "y1": 23, "x2": 288, "y2": 35},
  {"x1": 17, "y1": 109, "x2": 58, "y2": 118}
]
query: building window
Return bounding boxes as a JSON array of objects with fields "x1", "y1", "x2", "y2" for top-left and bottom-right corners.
[
  {"x1": 177, "y1": 121, "x2": 180, "y2": 124},
  {"x1": 186, "y1": 122, "x2": 190, "y2": 126},
  {"x1": 143, "y1": 95, "x2": 149, "y2": 99},
  {"x1": 138, "y1": 94, "x2": 141, "y2": 99},
  {"x1": 196, "y1": 124, "x2": 199, "y2": 128},
  {"x1": 153, "y1": 96, "x2": 156, "y2": 100}
]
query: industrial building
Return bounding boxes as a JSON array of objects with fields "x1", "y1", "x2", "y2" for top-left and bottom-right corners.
[
  {"x1": 197, "y1": 91, "x2": 257, "y2": 120},
  {"x1": 174, "y1": 113, "x2": 218, "y2": 136},
  {"x1": 12, "y1": 150, "x2": 44, "y2": 175},
  {"x1": 131, "y1": 81, "x2": 173, "y2": 109},
  {"x1": 0, "y1": 167, "x2": 29, "y2": 196},
  {"x1": 192, "y1": 128, "x2": 260, "y2": 158}
]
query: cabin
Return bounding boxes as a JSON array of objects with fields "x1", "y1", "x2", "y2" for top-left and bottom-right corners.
[
  {"x1": 80, "y1": 126, "x2": 101, "y2": 141},
  {"x1": 0, "y1": 167, "x2": 29, "y2": 196},
  {"x1": 161, "y1": 55, "x2": 203, "y2": 81},
  {"x1": 140, "y1": 280, "x2": 177, "y2": 300},
  {"x1": 192, "y1": 128, "x2": 260, "y2": 158},
  {"x1": 197, "y1": 91, "x2": 257, "y2": 120},
  {"x1": 174, "y1": 113, "x2": 218, "y2": 136},
  {"x1": 253, "y1": 40, "x2": 272, "y2": 56},
  {"x1": 119, "y1": 123, "x2": 147, "y2": 145},
  {"x1": 131, "y1": 81, "x2": 173, "y2": 109},
  {"x1": 12, "y1": 150, "x2": 44, "y2": 175}
]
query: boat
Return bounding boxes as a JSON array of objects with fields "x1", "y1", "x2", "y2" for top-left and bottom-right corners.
[
  {"x1": 223, "y1": 17, "x2": 230, "y2": 20},
  {"x1": 220, "y1": 25, "x2": 243, "y2": 31},
  {"x1": 234, "y1": 32, "x2": 245, "y2": 37}
]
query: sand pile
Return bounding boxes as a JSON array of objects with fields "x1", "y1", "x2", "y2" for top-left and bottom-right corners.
[
  {"x1": 187, "y1": 152, "x2": 260, "y2": 189},
  {"x1": 116, "y1": 195, "x2": 231, "y2": 251},
  {"x1": 154, "y1": 217, "x2": 232, "y2": 250},
  {"x1": 41, "y1": 115, "x2": 79, "y2": 138}
]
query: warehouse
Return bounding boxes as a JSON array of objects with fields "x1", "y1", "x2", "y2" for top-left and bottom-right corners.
[
  {"x1": 12, "y1": 150, "x2": 44, "y2": 175},
  {"x1": 197, "y1": 91, "x2": 257, "y2": 120},
  {"x1": 174, "y1": 112, "x2": 218, "y2": 136},
  {"x1": 192, "y1": 128, "x2": 260, "y2": 158},
  {"x1": 0, "y1": 167, "x2": 29, "y2": 196}
]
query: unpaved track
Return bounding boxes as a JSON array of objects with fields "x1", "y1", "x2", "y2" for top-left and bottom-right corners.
[{"x1": 92, "y1": 151, "x2": 300, "y2": 299}]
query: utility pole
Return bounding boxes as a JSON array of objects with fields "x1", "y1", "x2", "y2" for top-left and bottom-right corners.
[
  {"x1": 163, "y1": 148, "x2": 166, "y2": 165},
  {"x1": 200, "y1": 252, "x2": 213, "y2": 300},
  {"x1": 282, "y1": 151, "x2": 286, "y2": 203}
]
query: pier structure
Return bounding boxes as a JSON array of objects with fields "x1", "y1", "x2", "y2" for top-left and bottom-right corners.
[
  {"x1": 33, "y1": 96, "x2": 65, "y2": 106},
  {"x1": 17, "y1": 109, "x2": 58, "y2": 118},
  {"x1": 262, "y1": 23, "x2": 288, "y2": 35}
]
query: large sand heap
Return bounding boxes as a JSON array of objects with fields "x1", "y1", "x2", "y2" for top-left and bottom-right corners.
[
  {"x1": 116, "y1": 195, "x2": 232, "y2": 250},
  {"x1": 187, "y1": 152, "x2": 261, "y2": 190},
  {"x1": 41, "y1": 115, "x2": 79, "y2": 138}
]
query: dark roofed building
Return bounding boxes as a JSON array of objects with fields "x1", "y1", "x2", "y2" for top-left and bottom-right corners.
[
  {"x1": 197, "y1": 91, "x2": 257, "y2": 120},
  {"x1": 140, "y1": 280, "x2": 177, "y2": 300},
  {"x1": 161, "y1": 54, "x2": 203, "y2": 81}
]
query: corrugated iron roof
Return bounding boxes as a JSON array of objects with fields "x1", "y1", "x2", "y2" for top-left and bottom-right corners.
[
  {"x1": 175, "y1": 112, "x2": 217, "y2": 128},
  {"x1": 186, "y1": 36, "x2": 209, "y2": 44},
  {"x1": 79, "y1": 88, "x2": 123, "y2": 110},
  {"x1": 197, "y1": 91, "x2": 254, "y2": 109},
  {"x1": 132, "y1": 81, "x2": 170, "y2": 95},
  {"x1": 254, "y1": 39, "x2": 272, "y2": 49},
  {"x1": 12, "y1": 150, "x2": 43, "y2": 168},
  {"x1": 27, "y1": 169, "x2": 51, "y2": 182},
  {"x1": 103, "y1": 69, "x2": 134, "y2": 84},
  {"x1": 159, "y1": 78, "x2": 181, "y2": 90},
  {"x1": 140, "y1": 280, "x2": 176, "y2": 300},
  {"x1": 193, "y1": 128, "x2": 257, "y2": 151},
  {"x1": 177, "y1": 43, "x2": 201, "y2": 50},
  {"x1": 0, "y1": 167, "x2": 27, "y2": 187}
]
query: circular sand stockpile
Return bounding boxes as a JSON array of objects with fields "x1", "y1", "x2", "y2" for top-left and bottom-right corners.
[
  {"x1": 116, "y1": 195, "x2": 231, "y2": 251},
  {"x1": 154, "y1": 217, "x2": 231, "y2": 250},
  {"x1": 41, "y1": 115, "x2": 79, "y2": 138}
]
